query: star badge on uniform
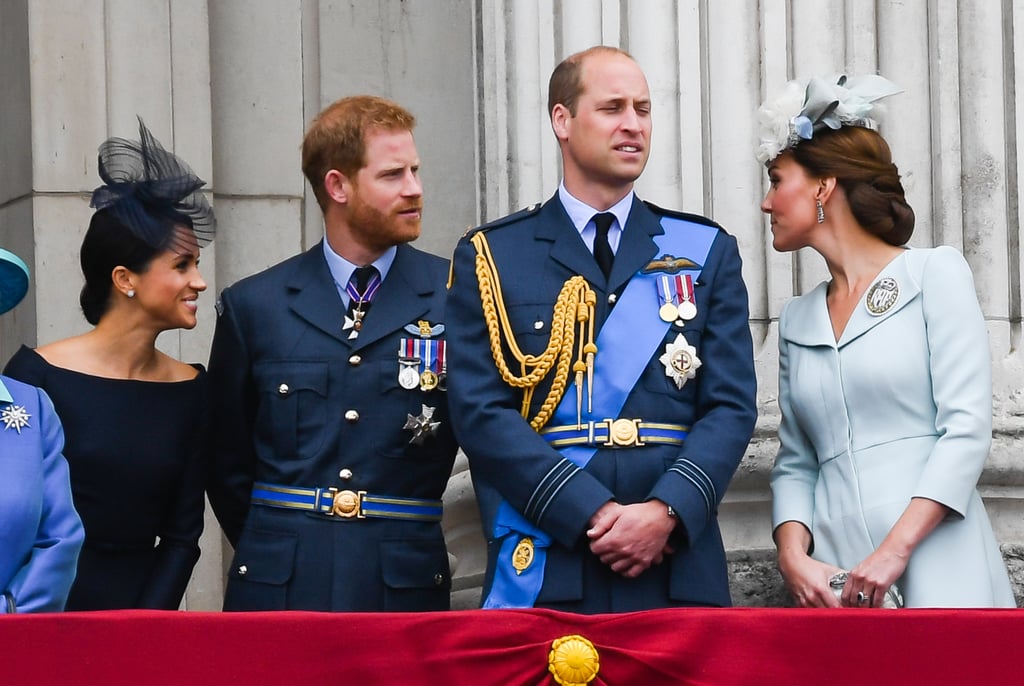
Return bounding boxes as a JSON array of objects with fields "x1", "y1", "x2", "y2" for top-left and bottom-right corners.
[
  {"x1": 404, "y1": 404, "x2": 441, "y2": 445},
  {"x1": 0, "y1": 404, "x2": 31, "y2": 433},
  {"x1": 659, "y1": 333, "x2": 702, "y2": 390}
]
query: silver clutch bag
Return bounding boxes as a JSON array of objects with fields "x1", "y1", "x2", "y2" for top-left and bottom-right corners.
[{"x1": 828, "y1": 571, "x2": 904, "y2": 609}]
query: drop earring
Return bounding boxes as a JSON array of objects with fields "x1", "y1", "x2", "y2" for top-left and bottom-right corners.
[{"x1": 816, "y1": 199, "x2": 825, "y2": 224}]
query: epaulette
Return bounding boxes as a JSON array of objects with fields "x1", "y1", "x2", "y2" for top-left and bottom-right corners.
[
  {"x1": 643, "y1": 200, "x2": 724, "y2": 231},
  {"x1": 461, "y1": 202, "x2": 543, "y2": 239}
]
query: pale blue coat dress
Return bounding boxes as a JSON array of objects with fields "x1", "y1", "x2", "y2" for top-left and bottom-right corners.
[{"x1": 771, "y1": 246, "x2": 1015, "y2": 607}]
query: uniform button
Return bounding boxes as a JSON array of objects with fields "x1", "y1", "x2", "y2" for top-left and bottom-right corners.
[
  {"x1": 277, "y1": 383, "x2": 289, "y2": 395},
  {"x1": 608, "y1": 293, "x2": 617, "y2": 304},
  {"x1": 433, "y1": 573, "x2": 445, "y2": 586},
  {"x1": 338, "y1": 468, "x2": 353, "y2": 480},
  {"x1": 348, "y1": 354, "x2": 362, "y2": 366},
  {"x1": 237, "y1": 565, "x2": 248, "y2": 576},
  {"x1": 533, "y1": 320, "x2": 544, "y2": 330},
  {"x1": 344, "y1": 409, "x2": 360, "y2": 423}
]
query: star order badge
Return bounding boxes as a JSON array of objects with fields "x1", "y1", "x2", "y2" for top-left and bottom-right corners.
[
  {"x1": 1, "y1": 404, "x2": 31, "y2": 433},
  {"x1": 659, "y1": 333, "x2": 702, "y2": 390},
  {"x1": 403, "y1": 404, "x2": 441, "y2": 445}
]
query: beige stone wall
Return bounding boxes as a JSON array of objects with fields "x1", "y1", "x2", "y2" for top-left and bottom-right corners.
[{"x1": 2, "y1": 0, "x2": 1022, "y2": 609}]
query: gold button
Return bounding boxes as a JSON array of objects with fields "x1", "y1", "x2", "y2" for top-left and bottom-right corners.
[
  {"x1": 338, "y1": 468, "x2": 353, "y2": 480},
  {"x1": 348, "y1": 355, "x2": 362, "y2": 366},
  {"x1": 344, "y1": 409, "x2": 359, "y2": 423},
  {"x1": 433, "y1": 573, "x2": 445, "y2": 586},
  {"x1": 277, "y1": 383, "x2": 289, "y2": 395},
  {"x1": 237, "y1": 565, "x2": 248, "y2": 576}
]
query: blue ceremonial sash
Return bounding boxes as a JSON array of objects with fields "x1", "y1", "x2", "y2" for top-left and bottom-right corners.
[{"x1": 483, "y1": 216, "x2": 719, "y2": 608}]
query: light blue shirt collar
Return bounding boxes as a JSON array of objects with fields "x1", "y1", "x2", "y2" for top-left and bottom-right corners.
[
  {"x1": 557, "y1": 183, "x2": 633, "y2": 253},
  {"x1": 322, "y1": 240, "x2": 396, "y2": 307},
  {"x1": 0, "y1": 376, "x2": 11, "y2": 403}
]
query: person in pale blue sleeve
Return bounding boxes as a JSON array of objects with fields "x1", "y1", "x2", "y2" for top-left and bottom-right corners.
[
  {"x1": 759, "y1": 75, "x2": 1014, "y2": 608},
  {"x1": 0, "y1": 247, "x2": 84, "y2": 613}
]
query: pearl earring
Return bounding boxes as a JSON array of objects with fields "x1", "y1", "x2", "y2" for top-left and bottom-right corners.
[
  {"x1": 127, "y1": 289, "x2": 135, "y2": 299},
  {"x1": 816, "y1": 199, "x2": 825, "y2": 224}
]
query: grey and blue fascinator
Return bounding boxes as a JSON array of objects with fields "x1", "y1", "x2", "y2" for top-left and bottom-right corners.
[
  {"x1": 756, "y1": 74, "x2": 902, "y2": 163},
  {"x1": 90, "y1": 117, "x2": 215, "y2": 250},
  {"x1": 0, "y1": 248, "x2": 30, "y2": 315}
]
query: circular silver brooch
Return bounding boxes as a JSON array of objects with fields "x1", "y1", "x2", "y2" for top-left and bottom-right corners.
[{"x1": 865, "y1": 277, "x2": 899, "y2": 316}]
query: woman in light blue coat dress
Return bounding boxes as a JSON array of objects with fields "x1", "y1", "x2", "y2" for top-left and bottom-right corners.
[
  {"x1": 758, "y1": 76, "x2": 1014, "y2": 608},
  {"x1": 0, "y1": 248, "x2": 84, "y2": 612}
]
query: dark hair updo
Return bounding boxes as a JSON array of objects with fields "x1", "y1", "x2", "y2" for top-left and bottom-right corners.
[
  {"x1": 791, "y1": 126, "x2": 915, "y2": 245},
  {"x1": 79, "y1": 209, "x2": 163, "y2": 325}
]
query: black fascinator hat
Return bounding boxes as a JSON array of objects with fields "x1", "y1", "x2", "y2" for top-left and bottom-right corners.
[{"x1": 89, "y1": 117, "x2": 215, "y2": 251}]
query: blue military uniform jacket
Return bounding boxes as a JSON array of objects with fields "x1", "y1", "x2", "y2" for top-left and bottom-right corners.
[
  {"x1": 0, "y1": 375, "x2": 83, "y2": 613},
  {"x1": 446, "y1": 195, "x2": 756, "y2": 612},
  {"x1": 206, "y1": 242, "x2": 458, "y2": 611}
]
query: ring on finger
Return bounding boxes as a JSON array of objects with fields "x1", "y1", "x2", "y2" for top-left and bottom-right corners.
[{"x1": 857, "y1": 591, "x2": 870, "y2": 604}]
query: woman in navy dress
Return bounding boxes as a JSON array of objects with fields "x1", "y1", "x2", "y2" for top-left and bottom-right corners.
[
  {"x1": 0, "y1": 247, "x2": 84, "y2": 613},
  {"x1": 3, "y1": 119, "x2": 215, "y2": 610}
]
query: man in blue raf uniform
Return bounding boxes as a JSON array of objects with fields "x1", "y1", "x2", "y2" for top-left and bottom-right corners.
[
  {"x1": 206, "y1": 96, "x2": 458, "y2": 611},
  {"x1": 447, "y1": 46, "x2": 757, "y2": 612}
]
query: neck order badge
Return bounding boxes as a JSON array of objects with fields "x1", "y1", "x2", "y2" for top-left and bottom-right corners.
[{"x1": 344, "y1": 266, "x2": 381, "y2": 339}]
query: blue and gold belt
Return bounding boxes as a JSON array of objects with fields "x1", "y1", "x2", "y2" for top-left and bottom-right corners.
[
  {"x1": 540, "y1": 419, "x2": 689, "y2": 449},
  {"x1": 251, "y1": 482, "x2": 443, "y2": 522}
]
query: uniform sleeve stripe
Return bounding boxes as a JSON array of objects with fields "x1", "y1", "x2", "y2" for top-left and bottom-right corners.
[
  {"x1": 673, "y1": 459, "x2": 717, "y2": 503},
  {"x1": 534, "y1": 474, "x2": 574, "y2": 524},
  {"x1": 525, "y1": 460, "x2": 577, "y2": 520},
  {"x1": 668, "y1": 465, "x2": 713, "y2": 519},
  {"x1": 524, "y1": 459, "x2": 578, "y2": 522}
]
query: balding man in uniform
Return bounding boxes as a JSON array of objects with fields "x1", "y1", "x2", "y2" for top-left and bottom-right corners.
[{"x1": 447, "y1": 46, "x2": 756, "y2": 612}]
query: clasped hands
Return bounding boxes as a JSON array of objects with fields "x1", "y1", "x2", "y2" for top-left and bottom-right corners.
[
  {"x1": 779, "y1": 547, "x2": 907, "y2": 608},
  {"x1": 586, "y1": 500, "x2": 677, "y2": 578}
]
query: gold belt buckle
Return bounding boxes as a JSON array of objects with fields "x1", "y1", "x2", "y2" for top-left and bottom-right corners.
[
  {"x1": 330, "y1": 489, "x2": 366, "y2": 518},
  {"x1": 604, "y1": 418, "x2": 644, "y2": 447}
]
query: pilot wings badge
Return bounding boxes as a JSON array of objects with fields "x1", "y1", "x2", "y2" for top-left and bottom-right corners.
[{"x1": 642, "y1": 254, "x2": 701, "y2": 275}]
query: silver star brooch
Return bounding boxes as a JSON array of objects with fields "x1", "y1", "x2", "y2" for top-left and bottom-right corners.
[{"x1": 1, "y1": 404, "x2": 32, "y2": 434}]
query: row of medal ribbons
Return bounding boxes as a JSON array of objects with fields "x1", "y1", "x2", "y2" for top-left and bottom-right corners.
[{"x1": 398, "y1": 336, "x2": 446, "y2": 392}]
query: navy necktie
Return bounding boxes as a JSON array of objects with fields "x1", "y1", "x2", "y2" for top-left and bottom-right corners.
[{"x1": 592, "y1": 213, "x2": 615, "y2": 279}]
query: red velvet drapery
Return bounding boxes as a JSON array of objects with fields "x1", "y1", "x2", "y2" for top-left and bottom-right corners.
[{"x1": 4, "y1": 607, "x2": 1020, "y2": 685}]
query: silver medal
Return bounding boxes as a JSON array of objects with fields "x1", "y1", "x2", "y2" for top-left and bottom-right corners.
[{"x1": 399, "y1": 364, "x2": 420, "y2": 390}]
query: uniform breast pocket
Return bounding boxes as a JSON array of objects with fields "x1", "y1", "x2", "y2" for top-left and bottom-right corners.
[
  {"x1": 381, "y1": 334, "x2": 449, "y2": 397},
  {"x1": 507, "y1": 302, "x2": 556, "y2": 358},
  {"x1": 254, "y1": 360, "x2": 329, "y2": 461}
]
